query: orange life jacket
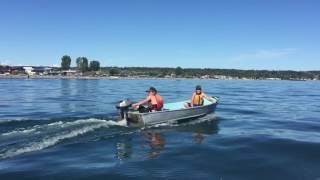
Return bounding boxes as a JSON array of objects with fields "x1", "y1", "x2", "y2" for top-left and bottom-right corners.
[
  {"x1": 192, "y1": 92, "x2": 204, "y2": 106},
  {"x1": 148, "y1": 94, "x2": 164, "y2": 111}
]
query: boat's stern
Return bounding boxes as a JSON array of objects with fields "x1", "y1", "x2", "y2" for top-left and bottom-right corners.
[{"x1": 127, "y1": 111, "x2": 145, "y2": 124}]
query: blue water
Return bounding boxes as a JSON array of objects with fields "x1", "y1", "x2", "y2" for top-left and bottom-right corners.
[{"x1": 0, "y1": 79, "x2": 320, "y2": 180}]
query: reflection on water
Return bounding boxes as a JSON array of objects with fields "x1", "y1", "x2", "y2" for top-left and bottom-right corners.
[
  {"x1": 60, "y1": 80, "x2": 73, "y2": 113},
  {"x1": 145, "y1": 132, "x2": 165, "y2": 159},
  {"x1": 115, "y1": 137, "x2": 133, "y2": 162},
  {"x1": 192, "y1": 133, "x2": 205, "y2": 144},
  {"x1": 114, "y1": 116, "x2": 219, "y2": 161}
]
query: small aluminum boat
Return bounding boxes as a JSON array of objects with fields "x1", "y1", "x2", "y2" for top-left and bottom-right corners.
[{"x1": 121, "y1": 97, "x2": 219, "y2": 126}]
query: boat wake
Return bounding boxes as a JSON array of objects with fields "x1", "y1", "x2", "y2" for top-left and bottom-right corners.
[
  {"x1": 0, "y1": 114, "x2": 217, "y2": 159},
  {"x1": 0, "y1": 118, "x2": 127, "y2": 159}
]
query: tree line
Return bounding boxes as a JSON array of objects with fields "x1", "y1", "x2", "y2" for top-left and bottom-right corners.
[
  {"x1": 61, "y1": 55, "x2": 100, "y2": 72},
  {"x1": 100, "y1": 66, "x2": 320, "y2": 80},
  {"x1": 58, "y1": 55, "x2": 320, "y2": 80},
  {"x1": 2, "y1": 62, "x2": 320, "y2": 80}
]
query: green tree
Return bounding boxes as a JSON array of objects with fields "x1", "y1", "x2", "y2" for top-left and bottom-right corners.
[
  {"x1": 61, "y1": 55, "x2": 71, "y2": 70},
  {"x1": 89, "y1": 60, "x2": 100, "y2": 71},
  {"x1": 76, "y1": 57, "x2": 81, "y2": 69},
  {"x1": 175, "y1": 66, "x2": 183, "y2": 76},
  {"x1": 109, "y1": 68, "x2": 120, "y2": 76},
  {"x1": 76, "y1": 57, "x2": 89, "y2": 73}
]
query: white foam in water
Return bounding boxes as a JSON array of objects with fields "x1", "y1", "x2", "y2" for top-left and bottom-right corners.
[
  {"x1": 0, "y1": 118, "x2": 127, "y2": 159},
  {"x1": 47, "y1": 121, "x2": 64, "y2": 126},
  {"x1": 2, "y1": 128, "x2": 36, "y2": 136},
  {"x1": 0, "y1": 121, "x2": 67, "y2": 137},
  {"x1": 0, "y1": 120, "x2": 66, "y2": 137},
  {"x1": 117, "y1": 119, "x2": 128, "y2": 126},
  {"x1": 1, "y1": 118, "x2": 126, "y2": 137},
  {"x1": 0, "y1": 118, "x2": 27, "y2": 124}
]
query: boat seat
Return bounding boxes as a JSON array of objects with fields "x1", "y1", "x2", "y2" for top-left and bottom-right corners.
[
  {"x1": 163, "y1": 99, "x2": 214, "y2": 111},
  {"x1": 163, "y1": 101, "x2": 187, "y2": 111}
]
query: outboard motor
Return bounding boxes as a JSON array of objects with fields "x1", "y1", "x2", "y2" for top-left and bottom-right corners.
[{"x1": 116, "y1": 99, "x2": 132, "y2": 120}]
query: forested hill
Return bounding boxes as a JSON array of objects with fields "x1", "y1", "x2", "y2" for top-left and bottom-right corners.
[{"x1": 101, "y1": 67, "x2": 320, "y2": 80}]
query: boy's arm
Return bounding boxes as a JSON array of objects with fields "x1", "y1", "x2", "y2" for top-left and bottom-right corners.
[
  {"x1": 190, "y1": 93, "x2": 195, "y2": 107},
  {"x1": 132, "y1": 97, "x2": 150, "y2": 108},
  {"x1": 202, "y1": 92, "x2": 213, "y2": 101}
]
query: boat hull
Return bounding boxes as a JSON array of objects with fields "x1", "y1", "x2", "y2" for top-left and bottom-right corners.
[{"x1": 127, "y1": 98, "x2": 218, "y2": 126}]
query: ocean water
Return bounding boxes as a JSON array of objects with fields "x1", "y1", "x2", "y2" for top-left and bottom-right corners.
[{"x1": 0, "y1": 79, "x2": 320, "y2": 180}]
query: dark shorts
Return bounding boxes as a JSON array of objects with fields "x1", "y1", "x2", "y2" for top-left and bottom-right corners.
[
  {"x1": 148, "y1": 104, "x2": 158, "y2": 112},
  {"x1": 138, "y1": 106, "x2": 150, "y2": 113},
  {"x1": 187, "y1": 102, "x2": 203, "y2": 107},
  {"x1": 138, "y1": 105, "x2": 158, "y2": 113}
]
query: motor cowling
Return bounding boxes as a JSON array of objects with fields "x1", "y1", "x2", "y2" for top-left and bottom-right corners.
[{"x1": 116, "y1": 99, "x2": 132, "y2": 120}]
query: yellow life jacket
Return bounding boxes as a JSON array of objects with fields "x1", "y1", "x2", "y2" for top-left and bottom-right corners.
[{"x1": 192, "y1": 93, "x2": 204, "y2": 106}]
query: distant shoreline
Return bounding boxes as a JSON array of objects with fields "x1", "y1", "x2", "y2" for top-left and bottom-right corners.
[
  {"x1": 0, "y1": 74, "x2": 317, "y2": 81},
  {"x1": 2, "y1": 65, "x2": 319, "y2": 81}
]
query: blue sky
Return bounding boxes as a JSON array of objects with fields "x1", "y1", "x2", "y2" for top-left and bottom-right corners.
[{"x1": 0, "y1": 0, "x2": 319, "y2": 70}]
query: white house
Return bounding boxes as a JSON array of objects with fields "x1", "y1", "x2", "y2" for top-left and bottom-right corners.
[{"x1": 23, "y1": 67, "x2": 35, "y2": 75}]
